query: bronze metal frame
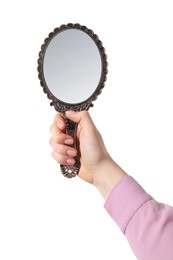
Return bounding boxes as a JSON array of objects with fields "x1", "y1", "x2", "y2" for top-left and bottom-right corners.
[{"x1": 37, "y1": 23, "x2": 108, "y2": 113}]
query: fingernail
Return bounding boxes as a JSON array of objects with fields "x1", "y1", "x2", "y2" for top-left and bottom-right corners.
[
  {"x1": 64, "y1": 139, "x2": 73, "y2": 145},
  {"x1": 67, "y1": 158, "x2": 75, "y2": 165},
  {"x1": 57, "y1": 121, "x2": 63, "y2": 130},
  {"x1": 67, "y1": 150, "x2": 76, "y2": 157},
  {"x1": 66, "y1": 111, "x2": 76, "y2": 115}
]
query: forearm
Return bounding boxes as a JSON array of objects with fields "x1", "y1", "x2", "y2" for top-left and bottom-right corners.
[{"x1": 93, "y1": 158, "x2": 127, "y2": 199}]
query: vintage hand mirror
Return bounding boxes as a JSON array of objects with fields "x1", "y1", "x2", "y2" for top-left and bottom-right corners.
[{"x1": 37, "y1": 23, "x2": 108, "y2": 178}]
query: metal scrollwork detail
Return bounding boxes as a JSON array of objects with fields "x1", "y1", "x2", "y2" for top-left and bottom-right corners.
[{"x1": 60, "y1": 163, "x2": 80, "y2": 178}]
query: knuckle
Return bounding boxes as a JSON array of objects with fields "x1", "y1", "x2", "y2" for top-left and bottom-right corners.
[
  {"x1": 55, "y1": 133, "x2": 66, "y2": 144},
  {"x1": 55, "y1": 135, "x2": 62, "y2": 144},
  {"x1": 51, "y1": 151, "x2": 60, "y2": 163},
  {"x1": 51, "y1": 150, "x2": 56, "y2": 159},
  {"x1": 57, "y1": 154, "x2": 64, "y2": 163},
  {"x1": 52, "y1": 152, "x2": 65, "y2": 164},
  {"x1": 56, "y1": 144, "x2": 65, "y2": 154},
  {"x1": 50, "y1": 142, "x2": 68, "y2": 165}
]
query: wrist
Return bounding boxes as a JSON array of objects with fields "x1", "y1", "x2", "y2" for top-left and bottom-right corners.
[{"x1": 93, "y1": 157, "x2": 127, "y2": 199}]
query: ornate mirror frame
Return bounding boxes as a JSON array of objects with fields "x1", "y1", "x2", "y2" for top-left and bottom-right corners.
[
  {"x1": 37, "y1": 23, "x2": 108, "y2": 178},
  {"x1": 37, "y1": 23, "x2": 108, "y2": 113}
]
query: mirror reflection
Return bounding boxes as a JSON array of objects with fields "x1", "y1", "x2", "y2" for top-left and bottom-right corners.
[{"x1": 43, "y1": 29, "x2": 102, "y2": 104}]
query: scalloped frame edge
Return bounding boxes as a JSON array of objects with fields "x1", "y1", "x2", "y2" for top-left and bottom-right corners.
[{"x1": 37, "y1": 23, "x2": 108, "y2": 113}]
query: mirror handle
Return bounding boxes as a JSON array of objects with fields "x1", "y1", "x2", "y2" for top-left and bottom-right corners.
[{"x1": 60, "y1": 117, "x2": 80, "y2": 178}]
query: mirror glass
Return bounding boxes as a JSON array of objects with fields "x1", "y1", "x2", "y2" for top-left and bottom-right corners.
[{"x1": 43, "y1": 29, "x2": 102, "y2": 104}]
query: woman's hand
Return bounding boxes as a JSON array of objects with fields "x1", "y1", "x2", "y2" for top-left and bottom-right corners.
[{"x1": 49, "y1": 111, "x2": 127, "y2": 198}]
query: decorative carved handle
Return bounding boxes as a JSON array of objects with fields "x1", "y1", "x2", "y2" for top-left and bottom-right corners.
[{"x1": 60, "y1": 117, "x2": 80, "y2": 178}]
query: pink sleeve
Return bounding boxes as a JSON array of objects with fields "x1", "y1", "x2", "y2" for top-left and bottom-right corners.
[{"x1": 104, "y1": 176, "x2": 173, "y2": 259}]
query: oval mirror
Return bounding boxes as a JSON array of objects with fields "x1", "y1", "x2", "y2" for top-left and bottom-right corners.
[{"x1": 37, "y1": 23, "x2": 108, "y2": 178}]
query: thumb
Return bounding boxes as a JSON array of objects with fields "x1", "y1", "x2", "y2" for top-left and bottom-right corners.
[{"x1": 65, "y1": 111, "x2": 90, "y2": 125}]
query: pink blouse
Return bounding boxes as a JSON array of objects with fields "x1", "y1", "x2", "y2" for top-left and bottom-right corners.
[{"x1": 104, "y1": 176, "x2": 173, "y2": 259}]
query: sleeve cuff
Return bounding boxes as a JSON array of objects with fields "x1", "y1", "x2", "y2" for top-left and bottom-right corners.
[{"x1": 104, "y1": 175, "x2": 153, "y2": 233}]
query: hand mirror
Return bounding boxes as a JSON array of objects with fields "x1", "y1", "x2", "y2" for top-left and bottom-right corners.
[{"x1": 37, "y1": 23, "x2": 108, "y2": 178}]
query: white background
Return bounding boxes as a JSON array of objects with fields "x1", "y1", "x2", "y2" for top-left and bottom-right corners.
[{"x1": 0, "y1": 1, "x2": 173, "y2": 259}]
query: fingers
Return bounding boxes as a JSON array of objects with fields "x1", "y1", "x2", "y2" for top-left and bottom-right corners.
[
  {"x1": 50, "y1": 141, "x2": 77, "y2": 157},
  {"x1": 50, "y1": 137, "x2": 77, "y2": 166},
  {"x1": 51, "y1": 150, "x2": 76, "y2": 166},
  {"x1": 50, "y1": 113, "x2": 73, "y2": 144},
  {"x1": 51, "y1": 145, "x2": 77, "y2": 166},
  {"x1": 50, "y1": 133, "x2": 76, "y2": 166},
  {"x1": 49, "y1": 125, "x2": 73, "y2": 145},
  {"x1": 53, "y1": 112, "x2": 66, "y2": 132},
  {"x1": 49, "y1": 112, "x2": 76, "y2": 166}
]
